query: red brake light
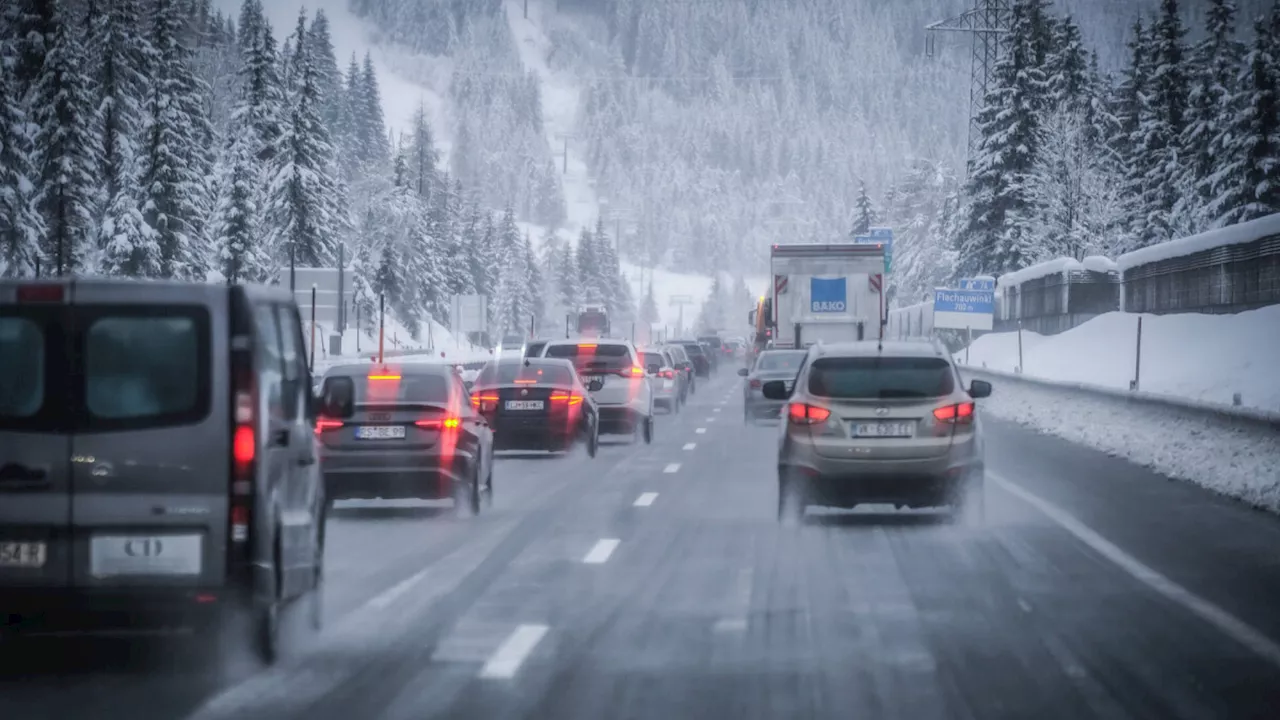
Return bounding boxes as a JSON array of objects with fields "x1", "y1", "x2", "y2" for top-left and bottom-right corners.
[
  {"x1": 578, "y1": 343, "x2": 598, "y2": 349},
  {"x1": 787, "y1": 403, "x2": 831, "y2": 425},
  {"x1": 933, "y1": 402, "x2": 975, "y2": 423},
  {"x1": 749, "y1": 378, "x2": 761, "y2": 389},
  {"x1": 314, "y1": 418, "x2": 343, "y2": 433},
  {"x1": 416, "y1": 416, "x2": 461, "y2": 429},
  {"x1": 368, "y1": 374, "x2": 401, "y2": 381},
  {"x1": 233, "y1": 425, "x2": 255, "y2": 466},
  {"x1": 16, "y1": 284, "x2": 64, "y2": 303},
  {"x1": 551, "y1": 391, "x2": 584, "y2": 406}
]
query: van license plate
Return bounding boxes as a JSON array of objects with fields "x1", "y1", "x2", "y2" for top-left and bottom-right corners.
[
  {"x1": 0, "y1": 542, "x2": 46, "y2": 568},
  {"x1": 90, "y1": 535, "x2": 202, "y2": 577},
  {"x1": 853, "y1": 422, "x2": 915, "y2": 438},
  {"x1": 505, "y1": 400, "x2": 544, "y2": 410},
  {"x1": 357, "y1": 425, "x2": 406, "y2": 439}
]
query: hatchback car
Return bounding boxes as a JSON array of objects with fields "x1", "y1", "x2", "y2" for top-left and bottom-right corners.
[
  {"x1": 763, "y1": 340, "x2": 991, "y2": 522},
  {"x1": 739, "y1": 349, "x2": 808, "y2": 422},
  {"x1": 539, "y1": 340, "x2": 654, "y2": 443},
  {"x1": 469, "y1": 358, "x2": 600, "y2": 455},
  {"x1": 316, "y1": 362, "x2": 494, "y2": 515},
  {"x1": 640, "y1": 349, "x2": 680, "y2": 413},
  {"x1": 0, "y1": 279, "x2": 326, "y2": 663},
  {"x1": 663, "y1": 344, "x2": 696, "y2": 397}
]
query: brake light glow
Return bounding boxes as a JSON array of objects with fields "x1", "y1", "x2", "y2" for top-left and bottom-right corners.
[
  {"x1": 16, "y1": 284, "x2": 64, "y2": 303},
  {"x1": 416, "y1": 417, "x2": 461, "y2": 429},
  {"x1": 621, "y1": 366, "x2": 645, "y2": 378},
  {"x1": 551, "y1": 391, "x2": 584, "y2": 406},
  {"x1": 749, "y1": 378, "x2": 761, "y2": 389},
  {"x1": 787, "y1": 403, "x2": 831, "y2": 425},
  {"x1": 933, "y1": 402, "x2": 975, "y2": 423},
  {"x1": 660, "y1": 369, "x2": 675, "y2": 379},
  {"x1": 513, "y1": 378, "x2": 538, "y2": 384},
  {"x1": 314, "y1": 418, "x2": 344, "y2": 433},
  {"x1": 578, "y1": 343, "x2": 598, "y2": 349},
  {"x1": 233, "y1": 425, "x2": 255, "y2": 466},
  {"x1": 368, "y1": 374, "x2": 401, "y2": 381},
  {"x1": 471, "y1": 392, "x2": 499, "y2": 412},
  {"x1": 229, "y1": 357, "x2": 256, "y2": 556}
]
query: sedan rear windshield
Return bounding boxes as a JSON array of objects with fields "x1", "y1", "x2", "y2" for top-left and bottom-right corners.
[
  {"x1": 475, "y1": 362, "x2": 575, "y2": 386},
  {"x1": 755, "y1": 352, "x2": 806, "y2": 372},
  {"x1": 807, "y1": 356, "x2": 955, "y2": 399},
  {"x1": 352, "y1": 372, "x2": 451, "y2": 404},
  {"x1": 545, "y1": 343, "x2": 633, "y2": 372},
  {"x1": 641, "y1": 352, "x2": 665, "y2": 369}
]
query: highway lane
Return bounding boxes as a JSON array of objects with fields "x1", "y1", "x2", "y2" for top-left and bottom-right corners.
[{"x1": 6, "y1": 370, "x2": 1280, "y2": 719}]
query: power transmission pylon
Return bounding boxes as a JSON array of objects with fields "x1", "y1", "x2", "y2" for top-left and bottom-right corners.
[{"x1": 925, "y1": 0, "x2": 1012, "y2": 170}]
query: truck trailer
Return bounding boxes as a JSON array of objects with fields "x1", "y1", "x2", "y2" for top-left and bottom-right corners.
[{"x1": 770, "y1": 243, "x2": 886, "y2": 348}]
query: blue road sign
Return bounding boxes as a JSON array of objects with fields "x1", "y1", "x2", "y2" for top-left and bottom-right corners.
[
  {"x1": 810, "y1": 277, "x2": 847, "y2": 313},
  {"x1": 932, "y1": 287, "x2": 994, "y2": 330},
  {"x1": 870, "y1": 227, "x2": 893, "y2": 274},
  {"x1": 852, "y1": 234, "x2": 875, "y2": 244},
  {"x1": 958, "y1": 277, "x2": 995, "y2": 291}
]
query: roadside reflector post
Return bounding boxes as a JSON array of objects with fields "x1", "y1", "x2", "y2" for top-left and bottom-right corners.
[
  {"x1": 309, "y1": 284, "x2": 317, "y2": 371},
  {"x1": 965, "y1": 326, "x2": 971, "y2": 365},
  {"x1": 1016, "y1": 320, "x2": 1023, "y2": 374},
  {"x1": 378, "y1": 293, "x2": 385, "y2": 364},
  {"x1": 1131, "y1": 315, "x2": 1143, "y2": 392}
]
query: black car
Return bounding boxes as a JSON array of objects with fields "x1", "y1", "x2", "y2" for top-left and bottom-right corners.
[
  {"x1": 697, "y1": 335, "x2": 724, "y2": 369},
  {"x1": 317, "y1": 363, "x2": 495, "y2": 516},
  {"x1": 676, "y1": 340, "x2": 711, "y2": 377},
  {"x1": 470, "y1": 358, "x2": 600, "y2": 456}
]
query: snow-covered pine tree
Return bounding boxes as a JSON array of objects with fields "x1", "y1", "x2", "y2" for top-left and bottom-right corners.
[
  {"x1": 1136, "y1": 0, "x2": 1189, "y2": 247},
  {"x1": 306, "y1": 10, "x2": 343, "y2": 131},
  {"x1": 0, "y1": 55, "x2": 45, "y2": 277},
  {"x1": 1180, "y1": 0, "x2": 1244, "y2": 233},
  {"x1": 235, "y1": 0, "x2": 285, "y2": 166},
  {"x1": 534, "y1": 159, "x2": 565, "y2": 229},
  {"x1": 91, "y1": 0, "x2": 150, "y2": 205},
  {"x1": 408, "y1": 103, "x2": 438, "y2": 201},
  {"x1": 265, "y1": 10, "x2": 340, "y2": 269},
  {"x1": 1045, "y1": 15, "x2": 1089, "y2": 115},
  {"x1": 210, "y1": 127, "x2": 263, "y2": 283},
  {"x1": 356, "y1": 53, "x2": 390, "y2": 169},
  {"x1": 10, "y1": 0, "x2": 56, "y2": 100},
  {"x1": 850, "y1": 180, "x2": 875, "y2": 237},
  {"x1": 593, "y1": 216, "x2": 626, "y2": 315},
  {"x1": 478, "y1": 211, "x2": 501, "y2": 329},
  {"x1": 956, "y1": 0, "x2": 1048, "y2": 276},
  {"x1": 575, "y1": 226, "x2": 600, "y2": 304},
  {"x1": 1207, "y1": 15, "x2": 1280, "y2": 227},
  {"x1": 32, "y1": 3, "x2": 98, "y2": 276},
  {"x1": 493, "y1": 204, "x2": 526, "y2": 334},
  {"x1": 524, "y1": 232, "x2": 544, "y2": 334},
  {"x1": 553, "y1": 235, "x2": 580, "y2": 320}
]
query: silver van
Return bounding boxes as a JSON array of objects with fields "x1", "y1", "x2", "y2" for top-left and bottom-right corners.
[{"x1": 0, "y1": 279, "x2": 327, "y2": 663}]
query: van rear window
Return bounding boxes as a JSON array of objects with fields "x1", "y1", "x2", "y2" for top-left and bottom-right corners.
[
  {"x1": 0, "y1": 317, "x2": 43, "y2": 418},
  {"x1": 85, "y1": 316, "x2": 201, "y2": 420}
]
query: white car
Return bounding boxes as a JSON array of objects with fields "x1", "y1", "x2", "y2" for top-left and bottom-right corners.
[{"x1": 538, "y1": 338, "x2": 654, "y2": 443}]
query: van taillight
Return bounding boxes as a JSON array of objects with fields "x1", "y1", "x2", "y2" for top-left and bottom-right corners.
[
  {"x1": 230, "y1": 357, "x2": 256, "y2": 558},
  {"x1": 16, "y1": 284, "x2": 65, "y2": 303}
]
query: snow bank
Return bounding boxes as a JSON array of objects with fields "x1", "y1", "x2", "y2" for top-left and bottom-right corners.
[
  {"x1": 960, "y1": 306, "x2": 1280, "y2": 411},
  {"x1": 1081, "y1": 255, "x2": 1117, "y2": 273},
  {"x1": 1117, "y1": 212, "x2": 1280, "y2": 271},
  {"x1": 995, "y1": 257, "x2": 1082, "y2": 288},
  {"x1": 975, "y1": 375, "x2": 1280, "y2": 513}
]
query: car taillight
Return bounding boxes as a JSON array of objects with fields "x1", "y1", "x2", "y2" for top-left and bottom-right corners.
[
  {"x1": 619, "y1": 366, "x2": 645, "y2": 378},
  {"x1": 660, "y1": 369, "x2": 674, "y2": 379},
  {"x1": 933, "y1": 402, "x2": 975, "y2": 424},
  {"x1": 749, "y1": 378, "x2": 761, "y2": 389},
  {"x1": 551, "y1": 391, "x2": 584, "y2": 406},
  {"x1": 416, "y1": 417, "x2": 461, "y2": 429},
  {"x1": 788, "y1": 403, "x2": 831, "y2": 425},
  {"x1": 229, "y1": 357, "x2": 256, "y2": 559},
  {"x1": 314, "y1": 418, "x2": 344, "y2": 433},
  {"x1": 471, "y1": 392, "x2": 499, "y2": 413}
]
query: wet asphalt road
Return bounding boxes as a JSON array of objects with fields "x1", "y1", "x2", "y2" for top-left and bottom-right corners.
[{"x1": 3, "y1": 369, "x2": 1280, "y2": 719}]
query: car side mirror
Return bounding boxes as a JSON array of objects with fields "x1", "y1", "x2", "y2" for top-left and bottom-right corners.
[
  {"x1": 968, "y1": 379, "x2": 993, "y2": 399},
  {"x1": 737, "y1": 367, "x2": 749, "y2": 377},
  {"x1": 319, "y1": 376, "x2": 355, "y2": 418},
  {"x1": 587, "y1": 378, "x2": 604, "y2": 392},
  {"x1": 761, "y1": 380, "x2": 790, "y2": 400}
]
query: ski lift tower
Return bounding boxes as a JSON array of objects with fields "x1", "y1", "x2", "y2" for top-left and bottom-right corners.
[{"x1": 925, "y1": 0, "x2": 1012, "y2": 171}]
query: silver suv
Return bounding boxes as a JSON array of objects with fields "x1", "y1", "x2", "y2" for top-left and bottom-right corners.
[{"x1": 761, "y1": 340, "x2": 992, "y2": 522}]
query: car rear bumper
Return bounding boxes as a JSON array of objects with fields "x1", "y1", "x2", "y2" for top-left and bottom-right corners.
[
  {"x1": 493, "y1": 426, "x2": 579, "y2": 451},
  {"x1": 597, "y1": 405, "x2": 644, "y2": 433},
  {"x1": 780, "y1": 457, "x2": 982, "y2": 508},
  {"x1": 745, "y1": 398, "x2": 784, "y2": 419},
  {"x1": 0, "y1": 586, "x2": 245, "y2": 635},
  {"x1": 321, "y1": 452, "x2": 472, "y2": 500}
]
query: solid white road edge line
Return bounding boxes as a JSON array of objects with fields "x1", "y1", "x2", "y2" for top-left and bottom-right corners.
[
  {"x1": 634, "y1": 492, "x2": 658, "y2": 507},
  {"x1": 990, "y1": 473, "x2": 1280, "y2": 669},
  {"x1": 663, "y1": 463, "x2": 681, "y2": 473},
  {"x1": 683, "y1": 442, "x2": 696, "y2": 450},
  {"x1": 366, "y1": 567, "x2": 430, "y2": 611},
  {"x1": 582, "y1": 538, "x2": 621, "y2": 564},
  {"x1": 478, "y1": 624, "x2": 550, "y2": 679}
]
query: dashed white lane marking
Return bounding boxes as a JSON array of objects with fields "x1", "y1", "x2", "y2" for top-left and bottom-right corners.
[
  {"x1": 634, "y1": 492, "x2": 658, "y2": 507},
  {"x1": 366, "y1": 567, "x2": 430, "y2": 610},
  {"x1": 683, "y1": 442, "x2": 696, "y2": 450},
  {"x1": 992, "y1": 473, "x2": 1280, "y2": 669},
  {"x1": 695, "y1": 428, "x2": 707, "y2": 434},
  {"x1": 582, "y1": 538, "x2": 621, "y2": 564},
  {"x1": 713, "y1": 408, "x2": 722, "y2": 413},
  {"x1": 663, "y1": 463, "x2": 681, "y2": 474},
  {"x1": 706, "y1": 417, "x2": 717, "y2": 423},
  {"x1": 478, "y1": 624, "x2": 550, "y2": 679}
]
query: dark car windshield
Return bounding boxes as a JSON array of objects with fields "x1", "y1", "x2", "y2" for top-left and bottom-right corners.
[
  {"x1": 545, "y1": 343, "x2": 633, "y2": 372},
  {"x1": 807, "y1": 356, "x2": 955, "y2": 399},
  {"x1": 698, "y1": 336, "x2": 722, "y2": 348},
  {"x1": 755, "y1": 351, "x2": 806, "y2": 372},
  {"x1": 475, "y1": 362, "x2": 575, "y2": 386},
  {"x1": 641, "y1": 352, "x2": 665, "y2": 369}
]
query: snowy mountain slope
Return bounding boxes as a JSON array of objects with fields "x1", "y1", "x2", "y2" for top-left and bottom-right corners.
[
  {"x1": 503, "y1": 0, "x2": 598, "y2": 236},
  {"x1": 212, "y1": 0, "x2": 449, "y2": 150}
]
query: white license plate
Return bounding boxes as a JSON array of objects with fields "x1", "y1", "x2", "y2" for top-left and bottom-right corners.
[
  {"x1": 0, "y1": 542, "x2": 46, "y2": 568},
  {"x1": 852, "y1": 421, "x2": 916, "y2": 438},
  {"x1": 356, "y1": 425, "x2": 406, "y2": 439},
  {"x1": 584, "y1": 375, "x2": 605, "y2": 387},
  {"x1": 505, "y1": 400, "x2": 544, "y2": 410},
  {"x1": 90, "y1": 535, "x2": 202, "y2": 577}
]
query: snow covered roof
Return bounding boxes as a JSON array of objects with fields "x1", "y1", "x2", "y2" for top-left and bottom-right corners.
[
  {"x1": 1116, "y1": 212, "x2": 1280, "y2": 272},
  {"x1": 1081, "y1": 255, "x2": 1117, "y2": 273},
  {"x1": 996, "y1": 257, "x2": 1083, "y2": 289}
]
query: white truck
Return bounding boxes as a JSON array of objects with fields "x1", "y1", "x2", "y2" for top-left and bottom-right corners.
[{"x1": 770, "y1": 243, "x2": 886, "y2": 348}]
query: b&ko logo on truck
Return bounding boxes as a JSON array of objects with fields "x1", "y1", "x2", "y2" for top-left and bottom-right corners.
[{"x1": 810, "y1": 277, "x2": 847, "y2": 313}]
